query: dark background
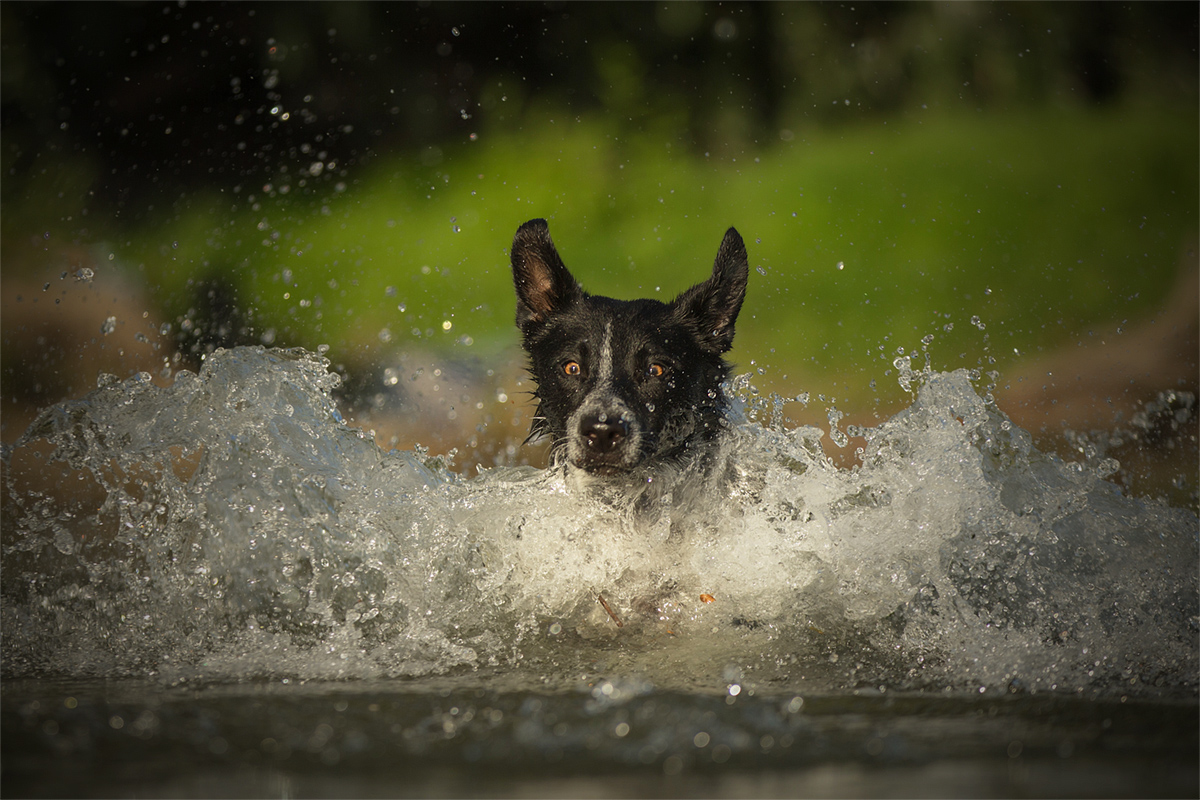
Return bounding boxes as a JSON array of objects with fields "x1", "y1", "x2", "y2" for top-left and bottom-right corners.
[{"x1": 5, "y1": 2, "x2": 1195, "y2": 215}]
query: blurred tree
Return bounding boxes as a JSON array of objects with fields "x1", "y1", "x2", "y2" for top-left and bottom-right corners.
[{"x1": 3, "y1": 2, "x2": 1195, "y2": 217}]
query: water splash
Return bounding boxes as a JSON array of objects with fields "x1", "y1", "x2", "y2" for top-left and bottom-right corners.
[{"x1": 2, "y1": 346, "x2": 1195, "y2": 696}]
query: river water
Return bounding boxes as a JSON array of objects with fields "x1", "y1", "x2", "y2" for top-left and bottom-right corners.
[{"x1": 2, "y1": 346, "x2": 1196, "y2": 796}]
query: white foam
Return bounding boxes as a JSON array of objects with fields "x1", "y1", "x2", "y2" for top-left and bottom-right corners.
[{"x1": 2, "y1": 346, "x2": 1195, "y2": 696}]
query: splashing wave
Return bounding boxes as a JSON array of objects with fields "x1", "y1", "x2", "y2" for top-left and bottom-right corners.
[{"x1": 3, "y1": 346, "x2": 1195, "y2": 697}]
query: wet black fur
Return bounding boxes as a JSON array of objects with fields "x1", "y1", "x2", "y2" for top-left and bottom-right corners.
[{"x1": 510, "y1": 218, "x2": 749, "y2": 476}]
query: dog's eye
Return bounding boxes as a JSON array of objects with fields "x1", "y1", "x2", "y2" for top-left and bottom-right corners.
[
  {"x1": 646, "y1": 363, "x2": 665, "y2": 378},
  {"x1": 563, "y1": 361, "x2": 581, "y2": 376}
]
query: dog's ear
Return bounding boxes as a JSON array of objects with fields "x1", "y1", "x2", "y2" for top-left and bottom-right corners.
[
  {"x1": 672, "y1": 227, "x2": 749, "y2": 354},
  {"x1": 511, "y1": 219, "x2": 584, "y2": 330}
]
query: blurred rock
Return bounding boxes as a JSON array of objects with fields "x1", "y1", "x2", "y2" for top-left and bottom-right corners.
[{"x1": 1, "y1": 245, "x2": 175, "y2": 442}]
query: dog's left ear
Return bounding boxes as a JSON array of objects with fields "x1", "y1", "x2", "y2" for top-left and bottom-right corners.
[
  {"x1": 511, "y1": 218, "x2": 584, "y2": 331},
  {"x1": 673, "y1": 227, "x2": 749, "y2": 354}
]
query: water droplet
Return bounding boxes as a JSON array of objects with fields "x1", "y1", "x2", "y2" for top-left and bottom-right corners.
[
  {"x1": 53, "y1": 530, "x2": 76, "y2": 555},
  {"x1": 894, "y1": 356, "x2": 913, "y2": 392}
]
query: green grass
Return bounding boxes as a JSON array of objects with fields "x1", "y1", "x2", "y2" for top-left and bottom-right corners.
[{"x1": 118, "y1": 105, "x2": 1197, "y2": 406}]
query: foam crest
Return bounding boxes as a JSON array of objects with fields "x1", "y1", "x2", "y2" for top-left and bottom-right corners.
[{"x1": 2, "y1": 346, "x2": 1195, "y2": 697}]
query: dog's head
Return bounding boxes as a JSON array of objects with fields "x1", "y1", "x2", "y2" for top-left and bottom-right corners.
[{"x1": 511, "y1": 219, "x2": 748, "y2": 476}]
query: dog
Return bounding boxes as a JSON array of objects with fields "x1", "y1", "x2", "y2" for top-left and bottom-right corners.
[{"x1": 510, "y1": 219, "x2": 748, "y2": 487}]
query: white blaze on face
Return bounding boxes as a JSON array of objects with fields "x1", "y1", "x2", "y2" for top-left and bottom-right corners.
[
  {"x1": 595, "y1": 321, "x2": 615, "y2": 390},
  {"x1": 566, "y1": 321, "x2": 642, "y2": 469}
]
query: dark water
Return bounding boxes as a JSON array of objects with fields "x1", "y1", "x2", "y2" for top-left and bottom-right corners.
[
  {"x1": 2, "y1": 347, "x2": 1196, "y2": 797},
  {"x1": 4, "y1": 676, "x2": 1198, "y2": 798}
]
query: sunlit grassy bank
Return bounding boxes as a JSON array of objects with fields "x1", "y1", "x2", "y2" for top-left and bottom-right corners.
[{"x1": 112, "y1": 105, "x2": 1196, "y2": 410}]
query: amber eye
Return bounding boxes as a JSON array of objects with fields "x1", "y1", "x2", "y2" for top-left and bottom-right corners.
[
  {"x1": 646, "y1": 363, "x2": 665, "y2": 378},
  {"x1": 563, "y1": 361, "x2": 581, "y2": 376}
]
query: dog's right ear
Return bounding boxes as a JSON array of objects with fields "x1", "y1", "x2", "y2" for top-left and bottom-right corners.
[{"x1": 511, "y1": 218, "x2": 583, "y2": 330}]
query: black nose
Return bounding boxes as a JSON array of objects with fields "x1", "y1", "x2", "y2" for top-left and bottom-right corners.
[{"x1": 580, "y1": 413, "x2": 628, "y2": 454}]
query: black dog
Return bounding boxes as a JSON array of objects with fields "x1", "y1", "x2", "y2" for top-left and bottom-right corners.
[{"x1": 510, "y1": 219, "x2": 748, "y2": 482}]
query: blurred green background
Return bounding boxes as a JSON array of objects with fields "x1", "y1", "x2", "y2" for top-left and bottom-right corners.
[{"x1": 2, "y1": 2, "x2": 1197, "y2": 492}]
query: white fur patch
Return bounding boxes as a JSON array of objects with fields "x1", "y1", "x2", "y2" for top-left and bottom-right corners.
[{"x1": 565, "y1": 321, "x2": 643, "y2": 469}]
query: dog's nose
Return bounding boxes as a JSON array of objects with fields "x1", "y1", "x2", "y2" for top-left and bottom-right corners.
[{"x1": 580, "y1": 414, "x2": 628, "y2": 454}]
